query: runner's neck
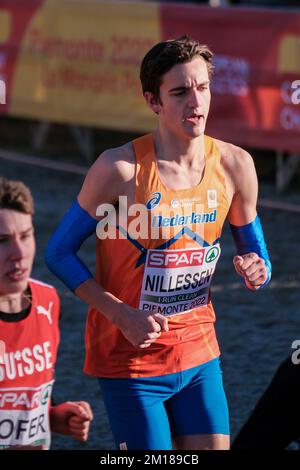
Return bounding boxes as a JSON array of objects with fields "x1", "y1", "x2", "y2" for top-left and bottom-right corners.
[
  {"x1": 153, "y1": 129, "x2": 205, "y2": 165},
  {"x1": 0, "y1": 287, "x2": 31, "y2": 314}
]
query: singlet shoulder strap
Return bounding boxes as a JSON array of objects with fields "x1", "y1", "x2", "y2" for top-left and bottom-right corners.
[
  {"x1": 133, "y1": 133, "x2": 160, "y2": 195},
  {"x1": 132, "y1": 133, "x2": 154, "y2": 164}
]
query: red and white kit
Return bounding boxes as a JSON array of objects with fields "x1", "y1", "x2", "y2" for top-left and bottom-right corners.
[{"x1": 0, "y1": 279, "x2": 60, "y2": 449}]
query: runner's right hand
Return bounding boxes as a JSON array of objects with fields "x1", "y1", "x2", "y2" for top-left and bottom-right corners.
[{"x1": 115, "y1": 305, "x2": 169, "y2": 349}]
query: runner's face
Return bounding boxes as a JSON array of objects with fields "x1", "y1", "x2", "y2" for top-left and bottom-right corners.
[
  {"x1": 0, "y1": 209, "x2": 35, "y2": 296},
  {"x1": 157, "y1": 57, "x2": 211, "y2": 138}
]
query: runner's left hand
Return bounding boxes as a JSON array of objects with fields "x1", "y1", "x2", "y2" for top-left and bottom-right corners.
[{"x1": 233, "y1": 252, "x2": 268, "y2": 290}]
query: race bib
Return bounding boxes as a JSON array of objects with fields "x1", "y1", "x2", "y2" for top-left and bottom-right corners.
[
  {"x1": 139, "y1": 245, "x2": 221, "y2": 317},
  {"x1": 0, "y1": 380, "x2": 53, "y2": 449}
]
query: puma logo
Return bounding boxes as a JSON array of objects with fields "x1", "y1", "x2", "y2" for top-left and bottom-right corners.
[{"x1": 37, "y1": 302, "x2": 53, "y2": 324}]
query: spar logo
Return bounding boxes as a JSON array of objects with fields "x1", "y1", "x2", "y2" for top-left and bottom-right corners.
[
  {"x1": 205, "y1": 246, "x2": 220, "y2": 263},
  {"x1": 147, "y1": 249, "x2": 205, "y2": 268},
  {"x1": 40, "y1": 384, "x2": 52, "y2": 405},
  {"x1": 146, "y1": 192, "x2": 161, "y2": 210},
  {"x1": 0, "y1": 382, "x2": 53, "y2": 410}
]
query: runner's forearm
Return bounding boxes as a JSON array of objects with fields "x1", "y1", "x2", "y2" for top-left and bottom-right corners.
[{"x1": 75, "y1": 278, "x2": 123, "y2": 324}]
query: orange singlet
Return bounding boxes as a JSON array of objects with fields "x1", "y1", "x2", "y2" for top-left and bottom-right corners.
[{"x1": 84, "y1": 134, "x2": 230, "y2": 378}]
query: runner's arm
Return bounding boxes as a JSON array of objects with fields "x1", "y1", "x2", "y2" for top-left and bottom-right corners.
[
  {"x1": 226, "y1": 148, "x2": 271, "y2": 290},
  {"x1": 75, "y1": 151, "x2": 168, "y2": 340},
  {"x1": 45, "y1": 149, "x2": 168, "y2": 346},
  {"x1": 45, "y1": 150, "x2": 126, "y2": 321}
]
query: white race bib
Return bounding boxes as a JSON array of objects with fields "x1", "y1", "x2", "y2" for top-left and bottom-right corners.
[
  {"x1": 139, "y1": 245, "x2": 221, "y2": 317},
  {"x1": 0, "y1": 380, "x2": 53, "y2": 449}
]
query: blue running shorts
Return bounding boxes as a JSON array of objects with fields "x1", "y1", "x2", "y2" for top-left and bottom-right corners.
[{"x1": 98, "y1": 357, "x2": 230, "y2": 450}]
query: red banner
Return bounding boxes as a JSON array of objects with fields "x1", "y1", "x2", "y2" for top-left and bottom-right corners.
[
  {"x1": 0, "y1": 0, "x2": 44, "y2": 113},
  {"x1": 160, "y1": 4, "x2": 300, "y2": 153}
]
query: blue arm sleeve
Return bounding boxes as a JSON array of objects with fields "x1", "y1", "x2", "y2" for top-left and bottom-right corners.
[
  {"x1": 230, "y1": 215, "x2": 272, "y2": 289},
  {"x1": 45, "y1": 199, "x2": 98, "y2": 291}
]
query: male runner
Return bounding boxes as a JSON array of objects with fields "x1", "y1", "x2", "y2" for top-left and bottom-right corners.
[
  {"x1": 46, "y1": 35, "x2": 271, "y2": 450},
  {"x1": 0, "y1": 177, "x2": 93, "y2": 449}
]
